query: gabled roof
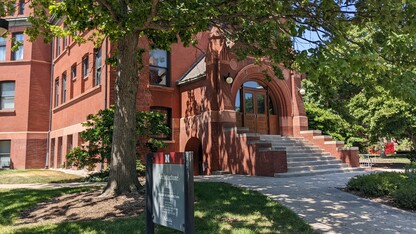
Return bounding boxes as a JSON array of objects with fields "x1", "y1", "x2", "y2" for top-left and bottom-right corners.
[{"x1": 176, "y1": 54, "x2": 206, "y2": 86}]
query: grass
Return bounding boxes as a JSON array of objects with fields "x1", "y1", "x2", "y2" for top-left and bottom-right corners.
[
  {"x1": 371, "y1": 157, "x2": 411, "y2": 164},
  {"x1": 0, "y1": 187, "x2": 95, "y2": 226},
  {"x1": 1, "y1": 182, "x2": 316, "y2": 234},
  {"x1": 0, "y1": 170, "x2": 83, "y2": 184}
]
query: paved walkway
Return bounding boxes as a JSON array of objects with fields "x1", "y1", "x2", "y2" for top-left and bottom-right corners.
[{"x1": 198, "y1": 171, "x2": 416, "y2": 234}]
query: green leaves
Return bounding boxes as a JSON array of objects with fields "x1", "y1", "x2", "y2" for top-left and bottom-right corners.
[{"x1": 66, "y1": 107, "x2": 170, "y2": 169}]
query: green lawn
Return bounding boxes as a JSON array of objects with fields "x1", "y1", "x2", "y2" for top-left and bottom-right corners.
[
  {"x1": 0, "y1": 187, "x2": 94, "y2": 226},
  {"x1": 0, "y1": 170, "x2": 83, "y2": 184},
  {"x1": 1, "y1": 182, "x2": 316, "y2": 234}
]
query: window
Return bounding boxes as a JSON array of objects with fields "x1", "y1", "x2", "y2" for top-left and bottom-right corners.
[
  {"x1": 71, "y1": 65, "x2": 77, "y2": 80},
  {"x1": 94, "y1": 47, "x2": 102, "y2": 86},
  {"x1": 11, "y1": 33, "x2": 24, "y2": 60},
  {"x1": 70, "y1": 64, "x2": 76, "y2": 99},
  {"x1": 149, "y1": 49, "x2": 169, "y2": 86},
  {"x1": 63, "y1": 36, "x2": 67, "y2": 49},
  {"x1": 62, "y1": 24, "x2": 68, "y2": 48},
  {"x1": 0, "y1": 140, "x2": 11, "y2": 168},
  {"x1": 0, "y1": 37, "x2": 6, "y2": 61},
  {"x1": 0, "y1": 81, "x2": 15, "y2": 110},
  {"x1": 150, "y1": 107, "x2": 172, "y2": 140},
  {"x1": 82, "y1": 55, "x2": 89, "y2": 78},
  {"x1": 62, "y1": 73, "x2": 66, "y2": 104},
  {"x1": 54, "y1": 78, "x2": 59, "y2": 107},
  {"x1": 18, "y1": 0, "x2": 24, "y2": 15},
  {"x1": 55, "y1": 37, "x2": 60, "y2": 57}
]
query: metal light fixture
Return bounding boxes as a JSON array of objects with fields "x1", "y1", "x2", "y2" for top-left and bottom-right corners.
[
  {"x1": 224, "y1": 73, "x2": 233, "y2": 84},
  {"x1": 298, "y1": 88, "x2": 306, "y2": 96},
  {"x1": 0, "y1": 19, "x2": 9, "y2": 37}
]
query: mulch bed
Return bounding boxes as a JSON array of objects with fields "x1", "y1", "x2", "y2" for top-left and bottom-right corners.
[{"x1": 17, "y1": 189, "x2": 145, "y2": 226}]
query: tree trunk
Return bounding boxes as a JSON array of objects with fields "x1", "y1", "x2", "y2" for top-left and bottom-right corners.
[{"x1": 102, "y1": 33, "x2": 142, "y2": 196}]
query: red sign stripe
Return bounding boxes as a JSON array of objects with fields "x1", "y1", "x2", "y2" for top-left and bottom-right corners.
[{"x1": 153, "y1": 152, "x2": 184, "y2": 164}]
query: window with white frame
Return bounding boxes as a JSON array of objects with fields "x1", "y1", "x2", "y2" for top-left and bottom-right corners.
[
  {"x1": 62, "y1": 73, "x2": 67, "y2": 103},
  {"x1": 149, "y1": 49, "x2": 169, "y2": 86},
  {"x1": 11, "y1": 33, "x2": 23, "y2": 60},
  {"x1": 94, "y1": 47, "x2": 102, "y2": 86},
  {"x1": 54, "y1": 78, "x2": 59, "y2": 107},
  {"x1": 71, "y1": 64, "x2": 77, "y2": 80},
  {"x1": 0, "y1": 81, "x2": 15, "y2": 110},
  {"x1": 55, "y1": 37, "x2": 60, "y2": 57},
  {"x1": 82, "y1": 55, "x2": 89, "y2": 78},
  {"x1": 0, "y1": 140, "x2": 11, "y2": 168},
  {"x1": 0, "y1": 37, "x2": 6, "y2": 61}
]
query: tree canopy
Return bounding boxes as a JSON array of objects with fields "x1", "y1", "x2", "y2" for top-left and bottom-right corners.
[{"x1": 2, "y1": 0, "x2": 416, "y2": 194}]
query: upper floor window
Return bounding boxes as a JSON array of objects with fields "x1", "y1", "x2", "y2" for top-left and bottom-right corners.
[
  {"x1": 149, "y1": 49, "x2": 169, "y2": 86},
  {"x1": 55, "y1": 37, "x2": 60, "y2": 57},
  {"x1": 62, "y1": 73, "x2": 67, "y2": 104},
  {"x1": 11, "y1": 33, "x2": 23, "y2": 61},
  {"x1": 71, "y1": 64, "x2": 77, "y2": 80},
  {"x1": 94, "y1": 47, "x2": 102, "y2": 86},
  {"x1": 54, "y1": 78, "x2": 59, "y2": 107},
  {"x1": 18, "y1": 0, "x2": 24, "y2": 15},
  {"x1": 0, "y1": 38, "x2": 6, "y2": 61},
  {"x1": 63, "y1": 37, "x2": 68, "y2": 49},
  {"x1": 0, "y1": 81, "x2": 15, "y2": 110},
  {"x1": 82, "y1": 55, "x2": 89, "y2": 78}
]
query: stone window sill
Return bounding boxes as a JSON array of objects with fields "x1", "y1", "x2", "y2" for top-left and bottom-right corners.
[{"x1": 0, "y1": 110, "x2": 16, "y2": 116}]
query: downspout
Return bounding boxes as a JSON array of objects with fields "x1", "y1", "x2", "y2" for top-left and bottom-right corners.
[
  {"x1": 45, "y1": 38, "x2": 55, "y2": 169},
  {"x1": 100, "y1": 37, "x2": 109, "y2": 171},
  {"x1": 104, "y1": 37, "x2": 108, "y2": 109}
]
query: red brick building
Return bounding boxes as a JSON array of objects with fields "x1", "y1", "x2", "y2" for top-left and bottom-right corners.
[
  {"x1": 0, "y1": 5, "x2": 51, "y2": 169},
  {"x1": 1, "y1": 5, "x2": 359, "y2": 175}
]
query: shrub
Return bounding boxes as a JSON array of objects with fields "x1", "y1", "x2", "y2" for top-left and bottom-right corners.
[
  {"x1": 346, "y1": 172, "x2": 406, "y2": 197},
  {"x1": 83, "y1": 169, "x2": 110, "y2": 182},
  {"x1": 393, "y1": 186, "x2": 416, "y2": 210},
  {"x1": 66, "y1": 107, "x2": 170, "y2": 170}
]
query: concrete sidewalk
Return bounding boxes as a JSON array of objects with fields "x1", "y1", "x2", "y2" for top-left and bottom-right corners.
[{"x1": 198, "y1": 171, "x2": 416, "y2": 234}]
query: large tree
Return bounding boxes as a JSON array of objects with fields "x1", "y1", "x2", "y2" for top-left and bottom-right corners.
[{"x1": 2, "y1": 0, "x2": 415, "y2": 195}]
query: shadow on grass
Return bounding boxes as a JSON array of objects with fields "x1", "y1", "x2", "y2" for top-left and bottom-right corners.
[
  {"x1": 9, "y1": 182, "x2": 315, "y2": 234},
  {"x1": 0, "y1": 187, "x2": 94, "y2": 226}
]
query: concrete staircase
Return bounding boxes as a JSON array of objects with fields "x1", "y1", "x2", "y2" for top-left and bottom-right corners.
[{"x1": 258, "y1": 135, "x2": 363, "y2": 177}]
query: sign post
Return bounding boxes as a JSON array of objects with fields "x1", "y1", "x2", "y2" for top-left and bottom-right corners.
[{"x1": 146, "y1": 152, "x2": 194, "y2": 234}]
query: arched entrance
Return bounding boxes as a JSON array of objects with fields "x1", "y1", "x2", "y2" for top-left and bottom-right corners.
[
  {"x1": 184, "y1": 137, "x2": 203, "y2": 175},
  {"x1": 235, "y1": 81, "x2": 279, "y2": 134}
]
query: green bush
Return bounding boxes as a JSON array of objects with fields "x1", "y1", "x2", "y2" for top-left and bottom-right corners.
[
  {"x1": 393, "y1": 186, "x2": 416, "y2": 210},
  {"x1": 66, "y1": 107, "x2": 170, "y2": 170},
  {"x1": 83, "y1": 170, "x2": 110, "y2": 182},
  {"x1": 346, "y1": 172, "x2": 406, "y2": 197}
]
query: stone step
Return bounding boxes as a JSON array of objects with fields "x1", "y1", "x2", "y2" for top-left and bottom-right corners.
[
  {"x1": 288, "y1": 159, "x2": 343, "y2": 167},
  {"x1": 286, "y1": 150, "x2": 329, "y2": 155},
  {"x1": 260, "y1": 135, "x2": 304, "y2": 140},
  {"x1": 287, "y1": 163, "x2": 348, "y2": 172},
  {"x1": 286, "y1": 152, "x2": 331, "y2": 157},
  {"x1": 274, "y1": 167, "x2": 365, "y2": 178},
  {"x1": 287, "y1": 155, "x2": 337, "y2": 162},
  {"x1": 282, "y1": 145, "x2": 320, "y2": 149},
  {"x1": 268, "y1": 143, "x2": 315, "y2": 147}
]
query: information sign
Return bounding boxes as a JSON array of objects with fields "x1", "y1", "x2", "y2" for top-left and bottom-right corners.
[{"x1": 146, "y1": 152, "x2": 194, "y2": 234}]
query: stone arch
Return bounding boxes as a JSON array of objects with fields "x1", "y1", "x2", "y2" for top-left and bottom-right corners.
[
  {"x1": 231, "y1": 64, "x2": 293, "y2": 121},
  {"x1": 184, "y1": 137, "x2": 204, "y2": 175}
]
